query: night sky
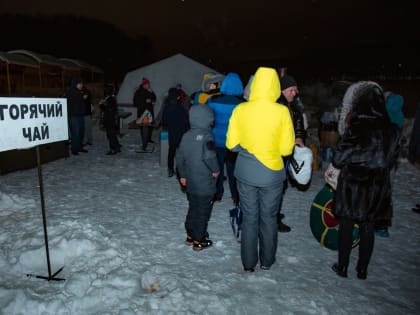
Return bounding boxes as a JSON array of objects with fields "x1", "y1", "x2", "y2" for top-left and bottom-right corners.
[{"x1": 1, "y1": 0, "x2": 418, "y2": 79}]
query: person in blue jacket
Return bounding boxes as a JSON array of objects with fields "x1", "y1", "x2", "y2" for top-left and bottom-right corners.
[{"x1": 206, "y1": 72, "x2": 244, "y2": 204}]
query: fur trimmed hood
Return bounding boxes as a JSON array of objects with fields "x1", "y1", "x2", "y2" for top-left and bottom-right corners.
[{"x1": 338, "y1": 81, "x2": 385, "y2": 136}]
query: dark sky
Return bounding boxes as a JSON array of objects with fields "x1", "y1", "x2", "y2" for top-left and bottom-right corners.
[{"x1": 1, "y1": 0, "x2": 418, "y2": 77}]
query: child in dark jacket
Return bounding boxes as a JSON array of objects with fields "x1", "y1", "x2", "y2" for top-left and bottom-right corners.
[{"x1": 176, "y1": 105, "x2": 220, "y2": 250}]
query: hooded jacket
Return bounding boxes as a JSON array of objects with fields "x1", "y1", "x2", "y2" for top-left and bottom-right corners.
[
  {"x1": 226, "y1": 67, "x2": 295, "y2": 186},
  {"x1": 192, "y1": 72, "x2": 225, "y2": 105},
  {"x1": 332, "y1": 81, "x2": 401, "y2": 222},
  {"x1": 176, "y1": 105, "x2": 219, "y2": 195},
  {"x1": 206, "y1": 72, "x2": 244, "y2": 148}
]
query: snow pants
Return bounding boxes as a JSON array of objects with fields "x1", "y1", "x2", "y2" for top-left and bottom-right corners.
[
  {"x1": 185, "y1": 193, "x2": 213, "y2": 242},
  {"x1": 237, "y1": 180, "x2": 284, "y2": 269}
]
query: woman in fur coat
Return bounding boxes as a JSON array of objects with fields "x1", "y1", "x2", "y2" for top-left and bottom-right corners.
[{"x1": 331, "y1": 81, "x2": 400, "y2": 279}]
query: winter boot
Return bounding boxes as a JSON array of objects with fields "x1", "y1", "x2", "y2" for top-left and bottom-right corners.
[
  {"x1": 332, "y1": 263, "x2": 348, "y2": 278},
  {"x1": 356, "y1": 262, "x2": 367, "y2": 280},
  {"x1": 185, "y1": 235, "x2": 193, "y2": 246},
  {"x1": 193, "y1": 239, "x2": 213, "y2": 251},
  {"x1": 278, "y1": 220, "x2": 291, "y2": 233}
]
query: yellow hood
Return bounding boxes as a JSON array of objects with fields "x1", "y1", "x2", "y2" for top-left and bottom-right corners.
[
  {"x1": 249, "y1": 67, "x2": 281, "y2": 102},
  {"x1": 226, "y1": 67, "x2": 295, "y2": 170}
]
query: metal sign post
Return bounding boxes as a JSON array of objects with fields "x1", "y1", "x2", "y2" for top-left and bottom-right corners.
[
  {"x1": 0, "y1": 97, "x2": 68, "y2": 282},
  {"x1": 27, "y1": 146, "x2": 65, "y2": 281}
]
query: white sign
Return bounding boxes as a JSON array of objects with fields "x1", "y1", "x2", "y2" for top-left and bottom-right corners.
[{"x1": 0, "y1": 97, "x2": 68, "y2": 152}]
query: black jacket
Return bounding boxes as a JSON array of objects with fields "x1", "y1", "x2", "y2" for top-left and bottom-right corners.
[
  {"x1": 66, "y1": 80, "x2": 85, "y2": 117},
  {"x1": 133, "y1": 87, "x2": 156, "y2": 119},
  {"x1": 278, "y1": 94, "x2": 306, "y2": 141},
  {"x1": 162, "y1": 95, "x2": 189, "y2": 147},
  {"x1": 101, "y1": 96, "x2": 118, "y2": 130}
]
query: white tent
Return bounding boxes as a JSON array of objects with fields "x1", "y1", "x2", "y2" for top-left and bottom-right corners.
[{"x1": 116, "y1": 53, "x2": 220, "y2": 124}]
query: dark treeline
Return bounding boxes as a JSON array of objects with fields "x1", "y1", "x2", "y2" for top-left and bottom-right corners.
[{"x1": 0, "y1": 14, "x2": 154, "y2": 82}]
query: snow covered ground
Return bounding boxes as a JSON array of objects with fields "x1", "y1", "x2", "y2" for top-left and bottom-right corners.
[{"x1": 0, "y1": 126, "x2": 419, "y2": 315}]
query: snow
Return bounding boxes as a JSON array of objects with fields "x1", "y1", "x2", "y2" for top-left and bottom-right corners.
[{"x1": 0, "y1": 126, "x2": 419, "y2": 315}]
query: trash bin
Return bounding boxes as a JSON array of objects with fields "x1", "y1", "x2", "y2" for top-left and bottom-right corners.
[{"x1": 160, "y1": 130, "x2": 168, "y2": 167}]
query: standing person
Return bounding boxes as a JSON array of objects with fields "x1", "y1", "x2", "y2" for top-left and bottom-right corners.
[
  {"x1": 206, "y1": 72, "x2": 244, "y2": 204},
  {"x1": 133, "y1": 78, "x2": 156, "y2": 152},
  {"x1": 331, "y1": 81, "x2": 400, "y2": 279},
  {"x1": 162, "y1": 87, "x2": 189, "y2": 177},
  {"x1": 191, "y1": 72, "x2": 224, "y2": 105},
  {"x1": 226, "y1": 67, "x2": 295, "y2": 271},
  {"x1": 82, "y1": 85, "x2": 94, "y2": 146},
  {"x1": 66, "y1": 77, "x2": 88, "y2": 155},
  {"x1": 176, "y1": 105, "x2": 220, "y2": 251},
  {"x1": 276, "y1": 74, "x2": 307, "y2": 232},
  {"x1": 101, "y1": 85, "x2": 121, "y2": 155}
]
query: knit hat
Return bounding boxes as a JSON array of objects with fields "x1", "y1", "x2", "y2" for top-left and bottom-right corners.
[
  {"x1": 141, "y1": 78, "x2": 150, "y2": 87},
  {"x1": 280, "y1": 75, "x2": 297, "y2": 90}
]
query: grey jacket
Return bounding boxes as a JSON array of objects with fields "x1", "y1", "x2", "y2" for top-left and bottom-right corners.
[{"x1": 176, "y1": 105, "x2": 219, "y2": 196}]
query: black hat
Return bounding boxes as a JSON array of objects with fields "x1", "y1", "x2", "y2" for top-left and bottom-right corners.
[{"x1": 280, "y1": 75, "x2": 297, "y2": 90}]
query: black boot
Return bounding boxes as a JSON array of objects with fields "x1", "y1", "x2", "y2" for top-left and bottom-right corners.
[
  {"x1": 332, "y1": 263, "x2": 348, "y2": 278},
  {"x1": 356, "y1": 263, "x2": 367, "y2": 280},
  {"x1": 278, "y1": 219, "x2": 291, "y2": 232}
]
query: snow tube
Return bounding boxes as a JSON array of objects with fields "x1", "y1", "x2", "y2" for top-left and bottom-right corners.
[{"x1": 310, "y1": 185, "x2": 359, "y2": 250}]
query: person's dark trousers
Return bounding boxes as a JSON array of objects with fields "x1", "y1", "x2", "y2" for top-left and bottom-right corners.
[
  {"x1": 215, "y1": 147, "x2": 227, "y2": 197},
  {"x1": 184, "y1": 193, "x2": 213, "y2": 242},
  {"x1": 225, "y1": 150, "x2": 239, "y2": 201},
  {"x1": 338, "y1": 217, "x2": 375, "y2": 270},
  {"x1": 167, "y1": 142, "x2": 177, "y2": 171},
  {"x1": 215, "y1": 147, "x2": 238, "y2": 200},
  {"x1": 237, "y1": 179, "x2": 283, "y2": 269},
  {"x1": 70, "y1": 116, "x2": 84, "y2": 153},
  {"x1": 106, "y1": 128, "x2": 120, "y2": 151},
  {"x1": 140, "y1": 126, "x2": 153, "y2": 150}
]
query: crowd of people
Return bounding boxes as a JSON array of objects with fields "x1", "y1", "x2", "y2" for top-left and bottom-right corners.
[{"x1": 64, "y1": 67, "x2": 419, "y2": 277}]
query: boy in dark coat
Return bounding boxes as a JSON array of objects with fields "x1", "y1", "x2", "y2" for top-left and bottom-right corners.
[
  {"x1": 162, "y1": 88, "x2": 189, "y2": 177},
  {"x1": 176, "y1": 105, "x2": 220, "y2": 250}
]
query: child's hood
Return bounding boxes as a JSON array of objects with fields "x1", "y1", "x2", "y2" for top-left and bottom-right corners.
[{"x1": 189, "y1": 105, "x2": 214, "y2": 130}]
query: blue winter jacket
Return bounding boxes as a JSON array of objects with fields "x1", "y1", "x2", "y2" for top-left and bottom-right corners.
[{"x1": 206, "y1": 72, "x2": 244, "y2": 148}]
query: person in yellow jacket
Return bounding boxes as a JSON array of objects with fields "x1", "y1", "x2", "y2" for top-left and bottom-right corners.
[{"x1": 226, "y1": 67, "x2": 295, "y2": 272}]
